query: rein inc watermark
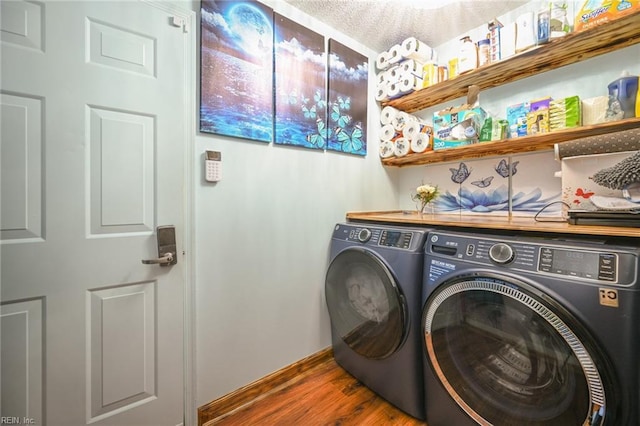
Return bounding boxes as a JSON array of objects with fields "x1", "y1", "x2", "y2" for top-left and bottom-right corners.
[{"x1": 1, "y1": 418, "x2": 35, "y2": 425}]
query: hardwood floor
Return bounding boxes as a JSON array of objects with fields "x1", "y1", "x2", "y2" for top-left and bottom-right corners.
[{"x1": 204, "y1": 357, "x2": 427, "y2": 425}]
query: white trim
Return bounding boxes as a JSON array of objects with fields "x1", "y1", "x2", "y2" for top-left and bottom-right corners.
[{"x1": 142, "y1": 1, "x2": 197, "y2": 425}]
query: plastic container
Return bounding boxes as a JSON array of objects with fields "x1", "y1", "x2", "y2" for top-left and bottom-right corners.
[
  {"x1": 458, "y1": 36, "x2": 477, "y2": 74},
  {"x1": 607, "y1": 71, "x2": 640, "y2": 119},
  {"x1": 537, "y1": 6, "x2": 550, "y2": 44},
  {"x1": 477, "y1": 39, "x2": 490, "y2": 66}
]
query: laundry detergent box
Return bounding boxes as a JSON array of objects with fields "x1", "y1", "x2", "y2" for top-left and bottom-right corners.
[
  {"x1": 506, "y1": 102, "x2": 530, "y2": 138},
  {"x1": 432, "y1": 107, "x2": 487, "y2": 150},
  {"x1": 575, "y1": 0, "x2": 639, "y2": 32}
]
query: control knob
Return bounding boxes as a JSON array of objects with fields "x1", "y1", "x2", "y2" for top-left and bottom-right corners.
[
  {"x1": 489, "y1": 242, "x2": 514, "y2": 264},
  {"x1": 357, "y1": 228, "x2": 372, "y2": 243}
]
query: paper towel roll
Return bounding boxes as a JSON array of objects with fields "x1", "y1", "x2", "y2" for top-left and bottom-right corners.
[
  {"x1": 554, "y1": 128, "x2": 640, "y2": 160},
  {"x1": 380, "y1": 123, "x2": 398, "y2": 141},
  {"x1": 387, "y1": 65, "x2": 404, "y2": 82},
  {"x1": 379, "y1": 140, "x2": 395, "y2": 158},
  {"x1": 411, "y1": 132, "x2": 432, "y2": 153},
  {"x1": 403, "y1": 121, "x2": 428, "y2": 141},
  {"x1": 400, "y1": 37, "x2": 433, "y2": 62},
  {"x1": 391, "y1": 111, "x2": 411, "y2": 131},
  {"x1": 375, "y1": 84, "x2": 388, "y2": 102},
  {"x1": 386, "y1": 83, "x2": 401, "y2": 99},
  {"x1": 380, "y1": 106, "x2": 398, "y2": 125},
  {"x1": 376, "y1": 50, "x2": 391, "y2": 70},
  {"x1": 387, "y1": 44, "x2": 403, "y2": 64},
  {"x1": 394, "y1": 137, "x2": 412, "y2": 157},
  {"x1": 398, "y1": 75, "x2": 423, "y2": 94},
  {"x1": 400, "y1": 59, "x2": 424, "y2": 77}
]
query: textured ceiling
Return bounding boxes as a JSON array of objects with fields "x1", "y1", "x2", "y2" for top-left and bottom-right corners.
[{"x1": 282, "y1": 0, "x2": 529, "y2": 53}]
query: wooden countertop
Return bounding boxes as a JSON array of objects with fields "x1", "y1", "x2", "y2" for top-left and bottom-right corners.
[{"x1": 346, "y1": 210, "x2": 640, "y2": 238}]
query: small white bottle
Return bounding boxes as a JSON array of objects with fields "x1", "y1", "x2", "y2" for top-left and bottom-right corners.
[{"x1": 458, "y1": 36, "x2": 478, "y2": 74}]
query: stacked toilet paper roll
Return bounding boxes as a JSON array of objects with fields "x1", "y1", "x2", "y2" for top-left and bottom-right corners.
[
  {"x1": 375, "y1": 37, "x2": 437, "y2": 102},
  {"x1": 379, "y1": 106, "x2": 433, "y2": 158}
]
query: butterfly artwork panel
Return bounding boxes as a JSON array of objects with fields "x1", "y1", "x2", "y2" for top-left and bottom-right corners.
[
  {"x1": 427, "y1": 157, "x2": 512, "y2": 216},
  {"x1": 559, "y1": 151, "x2": 633, "y2": 209},
  {"x1": 200, "y1": 0, "x2": 274, "y2": 142},
  {"x1": 274, "y1": 13, "x2": 327, "y2": 150},
  {"x1": 326, "y1": 39, "x2": 368, "y2": 156},
  {"x1": 510, "y1": 151, "x2": 562, "y2": 217}
]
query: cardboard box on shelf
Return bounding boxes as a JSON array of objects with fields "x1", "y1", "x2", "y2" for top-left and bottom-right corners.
[
  {"x1": 433, "y1": 107, "x2": 488, "y2": 150},
  {"x1": 575, "y1": 0, "x2": 639, "y2": 32}
]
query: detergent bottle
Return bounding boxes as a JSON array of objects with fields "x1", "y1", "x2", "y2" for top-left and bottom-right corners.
[{"x1": 607, "y1": 71, "x2": 639, "y2": 119}]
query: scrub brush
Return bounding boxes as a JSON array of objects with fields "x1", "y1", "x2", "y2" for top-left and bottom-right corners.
[{"x1": 589, "y1": 151, "x2": 640, "y2": 190}]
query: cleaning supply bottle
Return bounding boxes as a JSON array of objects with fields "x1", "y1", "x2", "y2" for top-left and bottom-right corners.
[
  {"x1": 458, "y1": 36, "x2": 478, "y2": 74},
  {"x1": 607, "y1": 71, "x2": 639, "y2": 119}
]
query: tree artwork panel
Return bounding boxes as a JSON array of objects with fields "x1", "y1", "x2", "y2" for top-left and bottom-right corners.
[
  {"x1": 274, "y1": 13, "x2": 327, "y2": 150},
  {"x1": 200, "y1": 0, "x2": 274, "y2": 142},
  {"x1": 327, "y1": 39, "x2": 368, "y2": 156}
]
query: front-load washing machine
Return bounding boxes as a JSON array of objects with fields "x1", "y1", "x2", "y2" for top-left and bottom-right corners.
[
  {"x1": 421, "y1": 229, "x2": 640, "y2": 426},
  {"x1": 325, "y1": 222, "x2": 429, "y2": 420}
]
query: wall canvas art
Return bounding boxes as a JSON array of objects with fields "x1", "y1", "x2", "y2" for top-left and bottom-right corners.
[
  {"x1": 200, "y1": 1, "x2": 274, "y2": 142},
  {"x1": 273, "y1": 13, "x2": 327, "y2": 150},
  {"x1": 327, "y1": 39, "x2": 368, "y2": 156}
]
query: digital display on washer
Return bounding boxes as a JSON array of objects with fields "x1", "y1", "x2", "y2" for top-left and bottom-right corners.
[{"x1": 539, "y1": 247, "x2": 617, "y2": 281}]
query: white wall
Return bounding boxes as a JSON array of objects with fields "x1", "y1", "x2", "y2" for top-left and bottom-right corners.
[{"x1": 191, "y1": 0, "x2": 397, "y2": 406}]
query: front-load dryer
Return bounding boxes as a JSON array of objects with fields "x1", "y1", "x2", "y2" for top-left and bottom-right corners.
[
  {"x1": 421, "y1": 229, "x2": 640, "y2": 426},
  {"x1": 325, "y1": 222, "x2": 429, "y2": 420}
]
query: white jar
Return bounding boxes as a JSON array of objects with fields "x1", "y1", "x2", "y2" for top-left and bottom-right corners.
[
  {"x1": 458, "y1": 36, "x2": 478, "y2": 74},
  {"x1": 477, "y1": 39, "x2": 490, "y2": 66}
]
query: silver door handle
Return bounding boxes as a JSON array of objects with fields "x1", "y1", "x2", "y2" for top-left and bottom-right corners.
[
  {"x1": 141, "y1": 226, "x2": 178, "y2": 266},
  {"x1": 141, "y1": 252, "x2": 174, "y2": 265}
]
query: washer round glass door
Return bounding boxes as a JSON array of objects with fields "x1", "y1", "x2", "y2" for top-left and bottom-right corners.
[
  {"x1": 423, "y1": 275, "x2": 612, "y2": 426},
  {"x1": 325, "y1": 247, "x2": 407, "y2": 359}
]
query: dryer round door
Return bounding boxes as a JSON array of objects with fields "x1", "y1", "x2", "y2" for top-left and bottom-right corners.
[
  {"x1": 325, "y1": 247, "x2": 407, "y2": 360},
  {"x1": 423, "y1": 274, "x2": 617, "y2": 426}
]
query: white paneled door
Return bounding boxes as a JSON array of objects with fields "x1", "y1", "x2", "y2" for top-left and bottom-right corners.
[{"x1": 1, "y1": 1, "x2": 190, "y2": 425}]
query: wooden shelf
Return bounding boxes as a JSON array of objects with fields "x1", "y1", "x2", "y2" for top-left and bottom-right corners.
[
  {"x1": 383, "y1": 12, "x2": 640, "y2": 113},
  {"x1": 382, "y1": 117, "x2": 640, "y2": 167},
  {"x1": 346, "y1": 211, "x2": 640, "y2": 238}
]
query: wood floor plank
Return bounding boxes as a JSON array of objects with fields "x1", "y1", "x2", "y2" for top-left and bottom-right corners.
[{"x1": 205, "y1": 358, "x2": 426, "y2": 425}]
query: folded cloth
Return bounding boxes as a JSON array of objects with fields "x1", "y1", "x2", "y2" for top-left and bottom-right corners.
[{"x1": 589, "y1": 195, "x2": 640, "y2": 211}]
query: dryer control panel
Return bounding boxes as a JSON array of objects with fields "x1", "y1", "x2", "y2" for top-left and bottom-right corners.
[{"x1": 334, "y1": 224, "x2": 425, "y2": 251}]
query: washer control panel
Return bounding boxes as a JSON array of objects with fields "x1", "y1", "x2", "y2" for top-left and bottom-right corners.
[
  {"x1": 427, "y1": 231, "x2": 638, "y2": 285},
  {"x1": 538, "y1": 247, "x2": 617, "y2": 282}
]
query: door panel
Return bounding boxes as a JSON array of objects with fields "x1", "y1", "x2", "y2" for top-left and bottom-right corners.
[
  {"x1": 88, "y1": 283, "x2": 157, "y2": 420},
  {"x1": 0, "y1": 93, "x2": 43, "y2": 241},
  {"x1": 88, "y1": 107, "x2": 155, "y2": 234},
  {"x1": 0, "y1": 1, "x2": 188, "y2": 425},
  {"x1": 0, "y1": 298, "x2": 44, "y2": 423}
]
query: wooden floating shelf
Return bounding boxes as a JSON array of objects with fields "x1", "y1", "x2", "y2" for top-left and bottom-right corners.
[
  {"x1": 346, "y1": 211, "x2": 640, "y2": 238},
  {"x1": 382, "y1": 117, "x2": 640, "y2": 167},
  {"x1": 383, "y1": 12, "x2": 640, "y2": 113}
]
